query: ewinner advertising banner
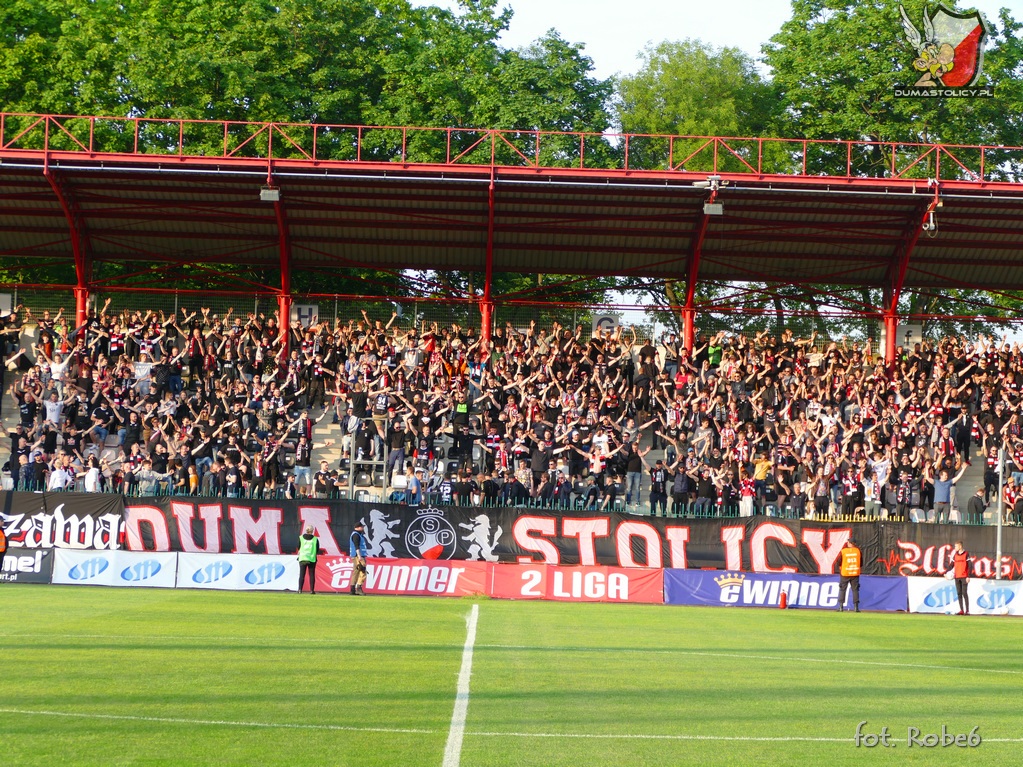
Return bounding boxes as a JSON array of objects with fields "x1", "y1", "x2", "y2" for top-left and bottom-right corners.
[
  {"x1": 907, "y1": 576, "x2": 1023, "y2": 616},
  {"x1": 1, "y1": 491, "x2": 123, "y2": 550},
  {"x1": 176, "y1": 552, "x2": 299, "y2": 591},
  {"x1": 664, "y1": 570, "x2": 909, "y2": 611},
  {"x1": 52, "y1": 549, "x2": 177, "y2": 588},
  {"x1": 490, "y1": 564, "x2": 663, "y2": 604},
  {"x1": 0, "y1": 549, "x2": 53, "y2": 584},
  {"x1": 314, "y1": 557, "x2": 489, "y2": 597}
]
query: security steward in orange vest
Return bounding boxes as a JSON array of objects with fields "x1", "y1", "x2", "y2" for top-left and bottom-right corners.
[
  {"x1": 837, "y1": 537, "x2": 861, "y2": 612},
  {"x1": 0, "y1": 523, "x2": 7, "y2": 573}
]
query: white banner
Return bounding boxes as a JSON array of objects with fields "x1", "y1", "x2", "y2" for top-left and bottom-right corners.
[
  {"x1": 907, "y1": 576, "x2": 1023, "y2": 615},
  {"x1": 291, "y1": 303, "x2": 319, "y2": 328},
  {"x1": 53, "y1": 550, "x2": 177, "y2": 588},
  {"x1": 591, "y1": 314, "x2": 618, "y2": 335},
  {"x1": 176, "y1": 552, "x2": 299, "y2": 591}
]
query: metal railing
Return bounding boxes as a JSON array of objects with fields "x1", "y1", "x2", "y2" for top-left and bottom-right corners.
[{"x1": 1, "y1": 112, "x2": 1021, "y2": 183}]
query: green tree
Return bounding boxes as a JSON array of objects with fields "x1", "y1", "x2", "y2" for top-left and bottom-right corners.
[
  {"x1": 613, "y1": 39, "x2": 785, "y2": 332},
  {"x1": 764, "y1": 0, "x2": 1023, "y2": 178},
  {"x1": 615, "y1": 39, "x2": 779, "y2": 172}
]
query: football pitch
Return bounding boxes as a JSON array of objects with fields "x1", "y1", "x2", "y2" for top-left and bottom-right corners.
[{"x1": 2, "y1": 587, "x2": 1021, "y2": 766}]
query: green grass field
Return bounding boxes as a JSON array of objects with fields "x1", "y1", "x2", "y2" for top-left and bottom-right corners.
[{"x1": 2, "y1": 586, "x2": 1021, "y2": 766}]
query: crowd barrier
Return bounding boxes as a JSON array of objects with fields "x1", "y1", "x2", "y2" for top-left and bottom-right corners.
[{"x1": 9, "y1": 548, "x2": 1018, "y2": 615}]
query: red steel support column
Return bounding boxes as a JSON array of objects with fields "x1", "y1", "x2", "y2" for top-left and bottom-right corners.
[
  {"x1": 883, "y1": 189, "x2": 940, "y2": 366},
  {"x1": 45, "y1": 168, "x2": 91, "y2": 330},
  {"x1": 480, "y1": 171, "x2": 496, "y2": 346},
  {"x1": 883, "y1": 312, "x2": 899, "y2": 366},
  {"x1": 274, "y1": 198, "x2": 292, "y2": 353},
  {"x1": 683, "y1": 192, "x2": 715, "y2": 356}
]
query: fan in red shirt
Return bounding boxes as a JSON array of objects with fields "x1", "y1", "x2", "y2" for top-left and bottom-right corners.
[{"x1": 948, "y1": 541, "x2": 972, "y2": 616}]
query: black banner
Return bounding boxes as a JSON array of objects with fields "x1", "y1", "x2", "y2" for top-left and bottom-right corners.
[
  {"x1": 0, "y1": 491, "x2": 1016, "y2": 578},
  {"x1": 0, "y1": 491, "x2": 124, "y2": 550},
  {"x1": 0, "y1": 548, "x2": 53, "y2": 583},
  {"x1": 117, "y1": 496, "x2": 1023, "y2": 578}
]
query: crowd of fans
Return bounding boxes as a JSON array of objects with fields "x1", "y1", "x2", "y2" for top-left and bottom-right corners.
[{"x1": 1, "y1": 299, "x2": 1017, "y2": 525}]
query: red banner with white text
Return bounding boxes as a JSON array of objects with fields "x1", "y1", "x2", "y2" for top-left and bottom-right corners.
[
  {"x1": 490, "y1": 564, "x2": 663, "y2": 604},
  {"x1": 314, "y1": 557, "x2": 490, "y2": 597}
]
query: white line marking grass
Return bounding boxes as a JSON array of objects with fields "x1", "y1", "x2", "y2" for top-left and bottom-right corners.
[
  {"x1": 2, "y1": 708, "x2": 1021, "y2": 744},
  {"x1": 442, "y1": 603, "x2": 479, "y2": 767},
  {"x1": 0, "y1": 708, "x2": 432, "y2": 734}
]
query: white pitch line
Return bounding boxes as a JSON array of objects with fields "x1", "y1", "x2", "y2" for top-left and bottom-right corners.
[
  {"x1": 479, "y1": 644, "x2": 1023, "y2": 676},
  {"x1": 442, "y1": 603, "x2": 479, "y2": 767},
  {"x1": 3, "y1": 707, "x2": 1020, "y2": 744},
  {"x1": 0, "y1": 707, "x2": 432, "y2": 734}
]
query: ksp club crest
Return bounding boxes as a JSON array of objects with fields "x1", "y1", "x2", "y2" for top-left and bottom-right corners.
[
  {"x1": 404, "y1": 507, "x2": 457, "y2": 560},
  {"x1": 896, "y1": 4, "x2": 993, "y2": 96}
]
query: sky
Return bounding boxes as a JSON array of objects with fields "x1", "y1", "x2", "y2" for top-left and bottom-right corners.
[
  {"x1": 427, "y1": 0, "x2": 1019, "y2": 81},
  {"x1": 419, "y1": 0, "x2": 1023, "y2": 335}
]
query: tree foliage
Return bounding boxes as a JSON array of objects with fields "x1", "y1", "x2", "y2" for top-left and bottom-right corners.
[
  {"x1": 764, "y1": 0, "x2": 1023, "y2": 177},
  {"x1": 0, "y1": 0, "x2": 614, "y2": 302}
]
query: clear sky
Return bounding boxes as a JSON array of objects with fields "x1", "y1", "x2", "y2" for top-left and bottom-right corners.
[{"x1": 428, "y1": 0, "x2": 1019, "y2": 80}]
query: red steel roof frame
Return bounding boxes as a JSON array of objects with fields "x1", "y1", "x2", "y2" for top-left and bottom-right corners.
[{"x1": 0, "y1": 112, "x2": 1021, "y2": 319}]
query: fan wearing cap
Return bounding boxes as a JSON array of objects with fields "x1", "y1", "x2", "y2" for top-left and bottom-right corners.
[{"x1": 349, "y1": 522, "x2": 369, "y2": 596}]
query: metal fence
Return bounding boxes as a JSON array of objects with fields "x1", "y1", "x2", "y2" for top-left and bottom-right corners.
[{"x1": 0, "y1": 287, "x2": 896, "y2": 353}]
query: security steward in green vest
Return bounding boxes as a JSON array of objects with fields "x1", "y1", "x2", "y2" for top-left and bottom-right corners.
[{"x1": 297, "y1": 525, "x2": 324, "y2": 594}]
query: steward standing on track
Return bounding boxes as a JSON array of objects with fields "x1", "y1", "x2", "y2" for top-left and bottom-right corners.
[
  {"x1": 0, "y1": 520, "x2": 7, "y2": 572},
  {"x1": 350, "y1": 522, "x2": 368, "y2": 596},
  {"x1": 837, "y1": 538, "x2": 861, "y2": 612},
  {"x1": 949, "y1": 540, "x2": 972, "y2": 615},
  {"x1": 297, "y1": 525, "x2": 324, "y2": 594}
]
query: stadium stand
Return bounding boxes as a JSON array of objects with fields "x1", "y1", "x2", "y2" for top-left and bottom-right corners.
[{"x1": 0, "y1": 302, "x2": 1001, "y2": 524}]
